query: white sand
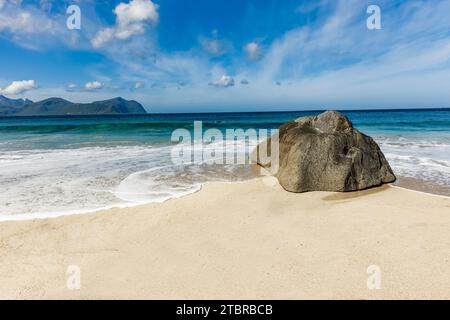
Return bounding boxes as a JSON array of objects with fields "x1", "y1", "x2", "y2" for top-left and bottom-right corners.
[{"x1": 0, "y1": 178, "x2": 449, "y2": 299}]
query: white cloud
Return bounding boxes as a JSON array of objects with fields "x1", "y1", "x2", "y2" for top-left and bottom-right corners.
[
  {"x1": 85, "y1": 81, "x2": 103, "y2": 90},
  {"x1": 0, "y1": 80, "x2": 38, "y2": 96},
  {"x1": 0, "y1": 1, "x2": 76, "y2": 50},
  {"x1": 245, "y1": 42, "x2": 262, "y2": 60},
  {"x1": 115, "y1": 0, "x2": 159, "y2": 37},
  {"x1": 202, "y1": 39, "x2": 228, "y2": 56},
  {"x1": 209, "y1": 75, "x2": 235, "y2": 88},
  {"x1": 92, "y1": 0, "x2": 159, "y2": 48},
  {"x1": 66, "y1": 83, "x2": 78, "y2": 92},
  {"x1": 91, "y1": 28, "x2": 115, "y2": 49},
  {"x1": 0, "y1": 2, "x2": 54, "y2": 34},
  {"x1": 201, "y1": 29, "x2": 231, "y2": 56},
  {"x1": 135, "y1": 82, "x2": 144, "y2": 89}
]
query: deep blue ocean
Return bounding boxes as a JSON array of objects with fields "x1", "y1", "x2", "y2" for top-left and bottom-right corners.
[{"x1": 1, "y1": 109, "x2": 449, "y2": 219}]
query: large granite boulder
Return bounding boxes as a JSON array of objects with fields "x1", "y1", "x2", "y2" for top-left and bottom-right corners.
[{"x1": 256, "y1": 110, "x2": 396, "y2": 192}]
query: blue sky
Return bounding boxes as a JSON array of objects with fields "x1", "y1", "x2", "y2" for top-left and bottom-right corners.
[{"x1": 1, "y1": 0, "x2": 450, "y2": 112}]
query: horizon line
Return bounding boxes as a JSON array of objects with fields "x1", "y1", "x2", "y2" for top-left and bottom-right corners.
[{"x1": 1, "y1": 107, "x2": 449, "y2": 119}]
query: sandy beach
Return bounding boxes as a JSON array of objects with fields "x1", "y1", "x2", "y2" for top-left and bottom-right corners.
[{"x1": 0, "y1": 177, "x2": 449, "y2": 300}]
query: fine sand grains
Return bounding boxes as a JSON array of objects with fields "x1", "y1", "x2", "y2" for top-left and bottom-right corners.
[{"x1": 0, "y1": 178, "x2": 449, "y2": 299}]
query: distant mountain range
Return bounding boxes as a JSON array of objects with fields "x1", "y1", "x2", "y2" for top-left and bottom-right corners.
[
  {"x1": 0, "y1": 95, "x2": 33, "y2": 115},
  {"x1": 0, "y1": 95, "x2": 147, "y2": 116}
]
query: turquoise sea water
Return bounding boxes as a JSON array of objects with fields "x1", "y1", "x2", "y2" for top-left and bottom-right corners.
[{"x1": 0, "y1": 109, "x2": 449, "y2": 219}]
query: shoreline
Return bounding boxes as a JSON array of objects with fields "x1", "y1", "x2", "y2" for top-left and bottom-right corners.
[
  {"x1": 1, "y1": 174, "x2": 449, "y2": 222},
  {"x1": 394, "y1": 176, "x2": 450, "y2": 197},
  {"x1": 1, "y1": 178, "x2": 449, "y2": 299}
]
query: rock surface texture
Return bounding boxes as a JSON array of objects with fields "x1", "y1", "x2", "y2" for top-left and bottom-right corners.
[{"x1": 259, "y1": 110, "x2": 396, "y2": 192}]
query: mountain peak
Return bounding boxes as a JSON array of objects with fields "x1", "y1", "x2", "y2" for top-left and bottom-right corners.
[{"x1": 0, "y1": 95, "x2": 33, "y2": 111}]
